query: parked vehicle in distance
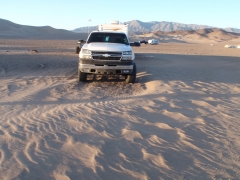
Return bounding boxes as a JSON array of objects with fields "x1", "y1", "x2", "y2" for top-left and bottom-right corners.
[
  {"x1": 75, "y1": 40, "x2": 86, "y2": 54},
  {"x1": 139, "y1": 40, "x2": 148, "y2": 44},
  {"x1": 78, "y1": 21, "x2": 137, "y2": 83},
  {"x1": 131, "y1": 42, "x2": 140, "y2": 46},
  {"x1": 148, "y1": 39, "x2": 159, "y2": 45}
]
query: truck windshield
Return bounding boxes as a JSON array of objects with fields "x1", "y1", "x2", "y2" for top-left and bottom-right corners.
[{"x1": 87, "y1": 32, "x2": 129, "y2": 45}]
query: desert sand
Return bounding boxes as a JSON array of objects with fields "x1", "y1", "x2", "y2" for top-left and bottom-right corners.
[{"x1": 0, "y1": 38, "x2": 240, "y2": 180}]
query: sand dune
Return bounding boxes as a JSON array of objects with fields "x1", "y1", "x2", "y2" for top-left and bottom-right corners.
[
  {"x1": 147, "y1": 28, "x2": 240, "y2": 42},
  {"x1": 0, "y1": 39, "x2": 240, "y2": 179}
]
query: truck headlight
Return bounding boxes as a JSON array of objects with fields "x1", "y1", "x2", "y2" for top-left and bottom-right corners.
[
  {"x1": 82, "y1": 49, "x2": 91, "y2": 54},
  {"x1": 81, "y1": 49, "x2": 92, "y2": 59},
  {"x1": 122, "y1": 51, "x2": 132, "y2": 55}
]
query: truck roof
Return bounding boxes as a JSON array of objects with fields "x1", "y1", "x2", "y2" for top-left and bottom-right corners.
[{"x1": 90, "y1": 31, "x2": 126, "y2": 34}]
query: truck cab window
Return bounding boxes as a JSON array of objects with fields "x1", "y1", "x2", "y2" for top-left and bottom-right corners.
[{"x1": 87, "y1": 32, "x2": 129, "y2": 45}]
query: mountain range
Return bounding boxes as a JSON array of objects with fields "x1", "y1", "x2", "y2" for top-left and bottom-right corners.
[
  {"x1": 73, "y1": 20, "x2": 240, "y2": 35},
  {"x1": 152, "y1": 28, "x2": 240, "y2": 42},
  {"x1": 1, "y1": 18, "x2": 240, "y2": 40}
]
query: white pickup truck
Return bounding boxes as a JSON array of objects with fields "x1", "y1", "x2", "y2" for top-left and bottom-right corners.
[{"x1": 78, "y1": 21, "x2": 136, "y2": 83}]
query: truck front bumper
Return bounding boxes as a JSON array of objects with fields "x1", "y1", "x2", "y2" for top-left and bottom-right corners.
[{"x1": 79, "y1": 59, "x2": 134, "y2": 75}]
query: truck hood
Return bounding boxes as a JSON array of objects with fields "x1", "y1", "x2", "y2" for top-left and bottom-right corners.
[{"x1": 83, "y1": 43, "x2": 132, "y2": 52}]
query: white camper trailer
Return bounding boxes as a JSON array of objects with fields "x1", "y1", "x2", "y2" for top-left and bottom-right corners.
[{"x1": 98, "y1": 21, "x2": 128, "y2": 36}]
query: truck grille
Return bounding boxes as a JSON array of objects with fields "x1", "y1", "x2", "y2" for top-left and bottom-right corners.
[{"x1": 91, "y1": 51, "x2": 122, "y2": 60}]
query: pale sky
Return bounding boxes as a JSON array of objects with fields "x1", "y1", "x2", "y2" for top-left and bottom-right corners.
[{"x1": 1, "y1": 0, "x2": 240, "y2": 30}]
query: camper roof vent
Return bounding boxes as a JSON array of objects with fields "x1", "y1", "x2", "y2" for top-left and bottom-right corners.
[{"x1": 111, "y1": 20, "x2": 119, "y2": 25}]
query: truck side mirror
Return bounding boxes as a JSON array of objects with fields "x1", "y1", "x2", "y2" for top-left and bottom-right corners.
[{"x1": 78, "y1": 40, "x2": 86, "y2": 44}]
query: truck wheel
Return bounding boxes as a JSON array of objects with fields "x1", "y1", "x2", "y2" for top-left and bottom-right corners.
[
  {"x1": 75, "y1": 46, "x2": 80, "y2": 54},
  {"x1": 78, "y1": 69, "x2": 87, "y2": 81},
  {"x1": 125, "y1": 63, "x2": 136, "y2": 83}
]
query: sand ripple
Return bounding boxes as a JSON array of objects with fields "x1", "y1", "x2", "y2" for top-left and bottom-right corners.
[{"x1": 0, "y1": 44, "x2": 240, "y2": 179}]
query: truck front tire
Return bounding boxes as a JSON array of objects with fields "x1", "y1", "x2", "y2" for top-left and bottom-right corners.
[
  {"x1": 125, "y1": 63, "x2": 136, "y2": 83},
  {"x1": 75, "y1": 46, "x2": 80, "y2": 54},
  {"x1": 78, "y1": 69, "x2": 87, "y2": 81}
]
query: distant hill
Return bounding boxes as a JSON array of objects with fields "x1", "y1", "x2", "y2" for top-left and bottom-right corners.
[
  {"x1": 73, "y1": 20, "x2": 240, "y2": 35},
  {"x1": 73, "y1": 26, "x2": 98, "y2": 35},
  {"x1": 0, "y1": 18, "x2": 87, "y2": 40},
  {"x1": 151, "y1": 28, "x2": 240, "y2": 41}
]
